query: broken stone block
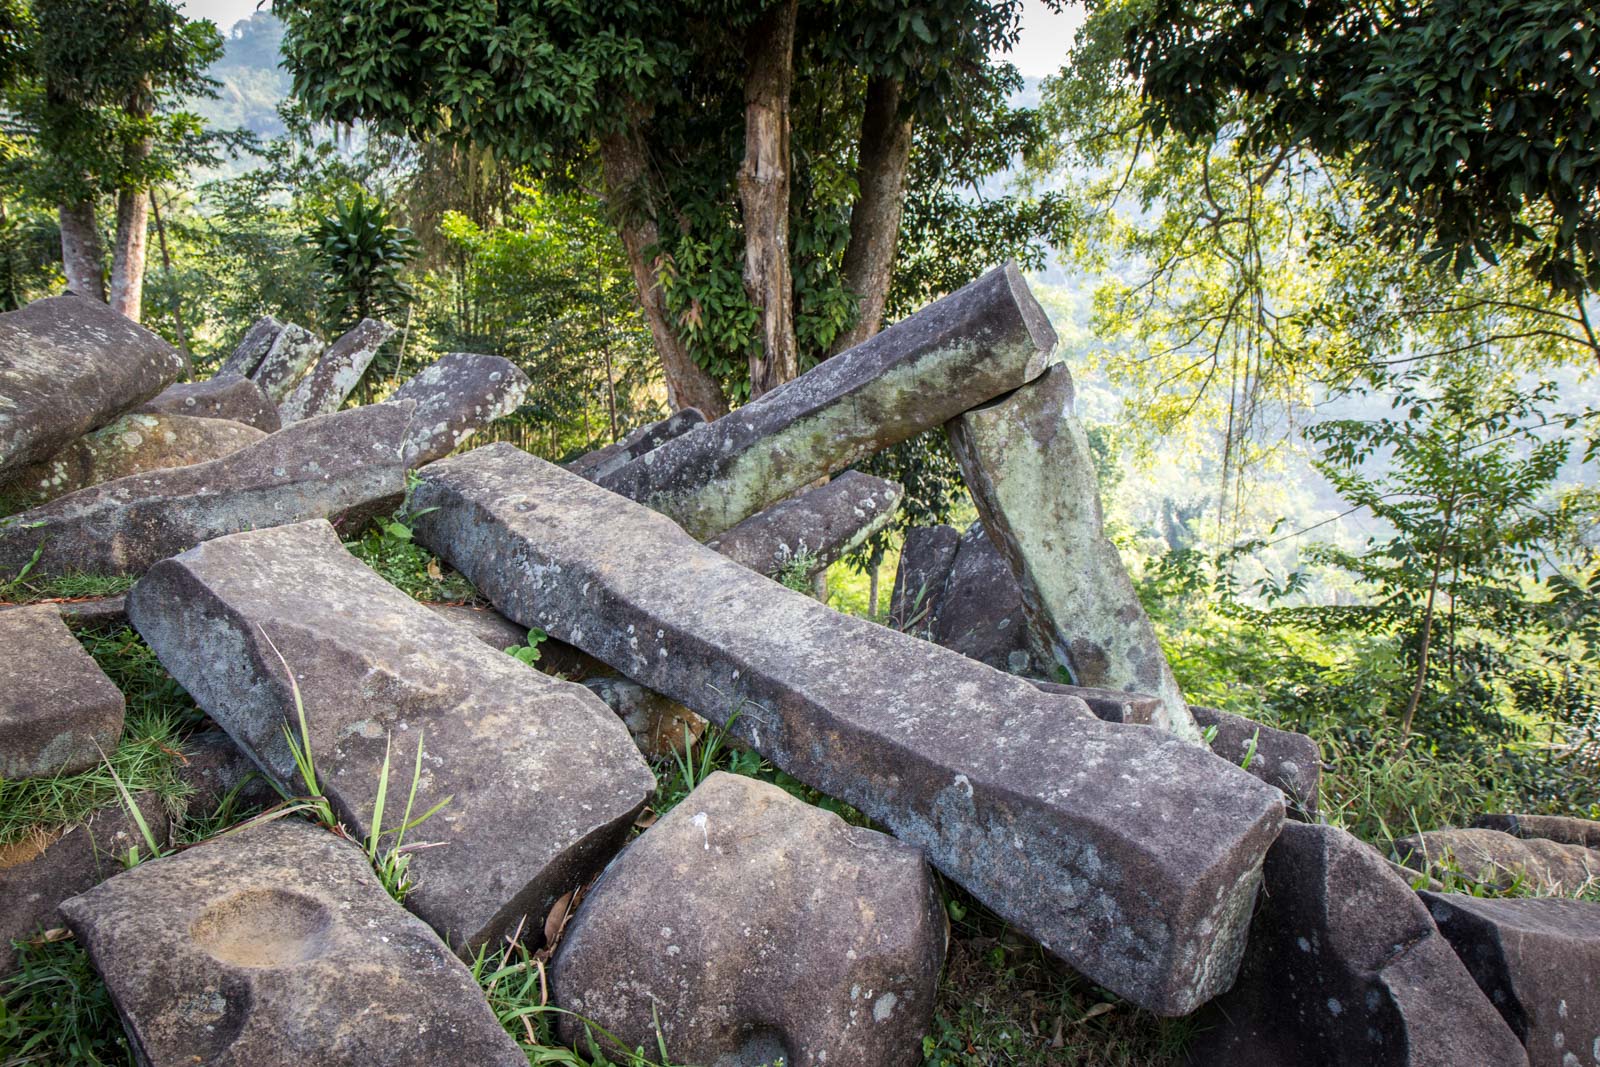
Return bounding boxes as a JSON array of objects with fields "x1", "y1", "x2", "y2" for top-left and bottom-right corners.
[
  {"x1": 1030, "y1": 680, "x2": 1163, "y2": 725},
  {"x1": 705, "y1": 470, "x2": 903, "y2": 579},
  {"x1": 126, "y1": 518, "x2": 654, "y2": 953},
  {"x1": 1419, "y1": 891, "x2": 1600, "y2": 1067},
  {"x1": 566, "y1": 407, "x2": 707, "y2": 482},
  {"x1": 249, "y1": 322, "x2": 324, "y2": 403},
  {"x1": 0, "y1": 403, "x2": 411, "y2": 578},
  {"x1": 1190, "y1": 705, "x2": 1321, "y2": 820},
  {"x1": 420, "y1": 601, "x2": 530, "y2": 650},
  {"x1": 278, "y1": 318, "x2": 395, "y2": 424},
  {"x1": 137, "y1": 372, "x2": 282, "y2": 432},
  {"x1": 215, "y1": 315, "x2": 284, "y2": 378},
  {"x1": 0, "y1": 794, "x2": 169, "y2": 976},
  {"x1": 553, "y1": 772, "x2": 943, "y2": 1066},
  {"x1": 1473, "y1": 813, "x2": 1600, "y2": 850},
  {"x1": 948, "y1": 363, "x2": 1201, "y2": 742},
  {"x1": 889, "y1": 523, "x2": 960, "y2": 635},
  {"x1": 932, "y1": 521, "x2": 1043, "y2": 677},
  {"x1": 1187, "y1": 821, "x2": 1529, "y2": 1067},
  {"x1": 1395, "y1": 828, "x2": 1600, "y2": 895},
  {"x1": 600, "y1": 263, "x2": 1058, "y2": 539},
  {"x1": 0, "y1": 604, "x2": 125, "y2": 779},
  {"x1": 412, "y1": 445, "x2": 1285, "y2": 1015},
  {"x1": 2, "y1": 412, "x2": 266, "y2": 506},
  {"x1": 176, "y1": 729, "x2": 278, "y2": 818},
  {"x1": 390, "y1": 352, "x2": 531, "y2": 467},
  {"x1": 0, "y1": 294, "x2": 185, "y2": 475},
  {"x1": 581, "y1": 675, "x2": 707, "y2": 760},
  {"x1": 51, "y1": 595, "x2": 129, "y2": 631},
  {"x1": 59, "y1": 818, "x2": 527, "y2": 1066}
]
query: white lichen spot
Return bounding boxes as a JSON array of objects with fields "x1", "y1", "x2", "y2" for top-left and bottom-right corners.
[
  {"x1": 873, "y1": 992, "x2": 898, "y2": 1022},
  {"x1": 690, "y1": 810, "x2": 710, "y2": 849}
]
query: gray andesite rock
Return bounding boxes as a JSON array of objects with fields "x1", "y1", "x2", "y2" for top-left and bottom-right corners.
[
  {"x1": 390, "y1": 352, "x2": 531, "y2": 467},
  {"x1": 59, "y1": 818, "x2": 527, "y2": 1067},
  {"x1": 1419, "y1": 891, "x2": 1600, "y2": 1067},
  {"x1": 705, "y1": 470, "x2": 903, "y2": 578},
  {"x1": 1190, "y1": 705, "x2": 1321, "y2": 820},
  {"x1": 250, "y1": 321, "x2": 324, "y2": 403},
  {"x1": 137, "y1": 372, "x2": 282, "y2": 432},
  {"x1": 0, "y1": 402, "x2": 411, "y2": 577},
  {"x1": 932, "y1": 521, "x2": 1043, "y2": 677},
  {"x1": 1395, "y1": 828, "x2": 1600, "y2": 895},
  {"x1": 411, "y1": 444, "x2": 1285, "y2": 1016},
  {"x1": 1473, "y1": 813, "x2": 1600, "y2": 850},
  {"x1": 278, "y1": 318, "x2": 395, "y2": 424},
  {"x1": 552, "y1": 772, "x2": 944, "y2": 1067},
  {"x1": 566, "y1": 407, "x2": 708, "y2": 482},
  {"x1": 126, "y1": 519, "x2": 654, "y2": 953},
  {"x1": 948, "y1": 362, "x2": 1201, "y2": 743},
  {"x1": 1187, "y1": 821, "x2": 1529, "y2": 1067},
  {"x1": 600, "y1": 263, "x2": 1058, "y2": 539},
  {"x1": 215, "y1": 315, "x2": 284, "y2": 378},
  {"x1": 2, "y1": 412, "x2": 266, "y2": 506},
  {"x1": 176, "y1": 729, "x2": 278, "y2": 818},
  {"x1": 889, "y1": 523, "x2": 960, "y2": 635},
  {"x1": 420, "y1": 601, "x2": 530, "y2": 651},
  {"x1": 1031, "y1": 680, "x2": 1163, "y2": 725},
  {"x1": 0, "y1": 604, "x2": 125, "y2": 779},
  {"x1": 581, "y1": 675, "x2": 707, "y2": 760},
  {"x1": 0, "y1": 794, "x2": 170, "y2": 976},
  {"x1": 0, "y1": 294, "x2": 185, "y2": 474}
]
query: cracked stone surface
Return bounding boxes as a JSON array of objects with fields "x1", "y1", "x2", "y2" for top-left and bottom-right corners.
[
  {"x1": 390, "y1": 352, "x2": 530, "y2": 467},
  {"x1": 0, "y1": 295, "x2": 185, "y2": 474},
  {"x1": 137, "y1": 373, "x2": 282, "y2": 432},
  {"x1": 600, "y1": 264, "x2": 1058, "y2": 539},
  {"x1": 412, "y1": 444, "x2": 1285, "y2": 1015},
  {"x1": 0, "y1": 403, "x2": 410, "y2": 577},
  {"x1": 889, "y1": 523, "x2": 959, "y2": 636},
  {"x1": 0, "y1": 604, "x2": 125, "y2": 780},
  {"x1": 566, "y1": 407, "x2": 707, "y2": 482},
  {"x1": 126, "y1": 519, "x2": 654, "y2": 953},
  {"x1": 60, "y1": 818, "x2": 526, "y2": 1066},
  {"x1": 706, "y1": 471, "x2": 903, "y2": 579},
  {"x1": 278, "y1": 318, "x2": 394, "y2": 423},
  {"x1": 1472, "y1": 813, "x2": 1600, "y2": 850},
  {"x1": 1395, "y1": 828, "x2": 1600, "y2": 895},
  {"x1": 250, "y1": 322, "x2": 324, "y2": 403},
  {"x1": 216, "y1": 316, "x2": 284, "y2": 378}
]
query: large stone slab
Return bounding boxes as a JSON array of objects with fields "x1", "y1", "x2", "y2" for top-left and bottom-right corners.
[
  {"x1": 705, "y1": 470, "x2": 903, "y2": 579},
  {"x1": 553, "y1": 772, "x2": 943, "y2": 1066},
  {"x1": 411, "y1": 444, "x2": 1285, "y2": 1016},
  {"x1": 566, "y1": 407, "x2": 708, "y2": 482},
  {"x1": 390, "y1": 351, "x2": 530, "y2": 467},
  {"x1": 250, "y1": 321, "x2": 324, "y2": 402},
  {"x1": 889, "y1": 523, "x2": 960, "y2": 635},
  {"x1": 948, "y1": 363, "x2": 1201, "y2": 742},
  {"x1": 1396, "y1": 828, "x2": 1600, "y2": 895},
  {"x1": 2, "y1": 412, "x2": 266, "y2": 506},
  {"x1": 215, "y1": 315, "x2": 283, "y2": 378},
  {"x1": 0, "y1": 604, "x2": 125, "y2": 779},
  {"x1": 137, "y1": 372, "x2": 282, "y2": 432},
  {"x1": 59, "y1": 818, "x2": 526, "y2": 1066},
  {"x1": 1419, "y1": 891, "x2": 1600, "y2": 1067},
  {"x1": 1191, "y1": 705, "x2": 1321, "y2": 820},
  {"x1": 127, "y1": 519, "x2": 654, "y2": 953},
  {"x1": 932, "y1": 521, "x2": 1043, "y2": 676},
  {"x1": 600, "y1": 263, "x2": 1058, "y2": 539},
  {"x1": 0, "y1": 294, "x2": 185, "y2": 474},
  {"x1": 1187, "y1": 821, "x2": 1529, "y2": 1066},
  {"x1": 1473, "y1": 813, "x2": 1600, "y2": 850},
  {"x1": 0, "y1": 403, "x2": 411, "y2": 577},
  {"x1": 278, "y1": 318, "x2": 395, "y2": 424}
]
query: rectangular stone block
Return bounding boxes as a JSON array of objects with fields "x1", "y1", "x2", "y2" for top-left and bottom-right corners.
[{"x1": 704, "y1": 470, "x2": 902, "y2": 578}]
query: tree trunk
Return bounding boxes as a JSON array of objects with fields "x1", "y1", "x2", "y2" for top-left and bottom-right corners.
[
  {"x1": 599, "y1": 129, "x2": 730, "y2": 419},
  {"x1": 738, "y1": 0, "x2": 799, "y2": 398},
  {"x1": 149, "y1": 190, "x2": 194, "y2": 379},
  {"x1": 831, "y1": 75, "x2": 914, "y2": 356},
  {"x1": 58, "y1": 199, "x2": 106, "y2": 301},
  {"x1": 1399, "y1": 561, "x2": 1442, "y2": 738},
  {"x1": 109, "y1": 182, "x2": 150, "y2": 322}
]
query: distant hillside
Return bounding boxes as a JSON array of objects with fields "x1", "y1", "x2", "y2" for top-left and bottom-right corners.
[{"x1": 193, "y1": 11, "x2": 292, "y2": 141}]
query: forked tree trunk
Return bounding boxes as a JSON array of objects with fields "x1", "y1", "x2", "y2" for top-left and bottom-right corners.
[
  {"x1": 58, "y1": 199, "x2": 106, "y2": 301},
  {"x1": 831, "y1": 75, "x2": 914, "y2": 356},
  {"x1": 738, "y1": 0, "x2": 799, "y2": 398},
  {"x1": 109, "y1": 183, "x2": 150, "y2": 322}
]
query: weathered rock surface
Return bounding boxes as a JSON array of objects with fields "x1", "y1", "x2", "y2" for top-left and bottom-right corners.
[
  {"x1": 215, "y1": 315, "x2": 283, "y2": 378},
  {"x1": 601, "y1": 263, "x2": 1058, "y2": 538},
  {"x1": 581, "y1": 675, "x2": 707, "y2": 760},
  {"x1": 1396, "y1": 828, "x2": 1600, "y2": 895},
  {"x1": 137, "y1": 372, "x2": 282, "y2": 432},
  {"x1": 59, "y1": 818, "x2": 526, "y2": 1066},
  {"x1": 932, "y1": 521, "x2": 1043, "y2": 676},
  {"x1": 1419, "y1": 891, "x2": 1600, "y2": 1067},
  {"x1": 1187, "y1": 821, "x2": 1529, "y2": 1067},
  {"x1": 553, "y1": 772, "x2": 943, "y2": 1066},
  {"x1": 949, "y1": 363, "x2": 1200, "y2": 742},
  {"x1": 1191, "y1": 705, "x2": 1321, "y2": 819},
  {"x1": 889, "y1": 523, "x2": 960, "y2": 635},
  {"x1": 177, "y1": 729, "x2": 278, "y2": 817},
  {"x1": 278, "y1": 318, "x2": 395, "y2": 424},
  {"x1": 412, "y1": 445, "x2": 1285, "y2": 1016},
  {"x1": 420, "y1": 601, "x2": 530, "y2": 651},
  {"x1": 0, "y1": 402, "x2": 411, "y2": 577},
  {"x1": 705, "y1": 470, "x2": 903, "y2": 578},
  {"x1": 127, "y1": 519, "x2": 654, "y2": 953},
  {"x1": 390, "y1": 352, "x2": 530, "y2": 467},
  {"x1": 1473, "y1": 813, "x2": 1600, "y2": 850},
  {"x1": 1031, "y1": 680, "x2": 1163, "y2": 725},
  {"x1": 566, "y1": 407, "x2": 707, "y2": 482},
  {"x1": 250, "y1": 322, "x2": 324, "y2": 403},
  {"x1": 47, "y1": 594, "x2": 129, "y2": 631},
  {"x1": 2, "y1": 412, "x2": 266, "y2": 506},
  {"x1": 0, "y1": 604, "x2": 125, "y2": 779},
  {"x1": 0, "y1": 794, "x2": 169, "y2": 976},
  {"x1": 0, "y1": 295, "x2": 185, "y2": 474}
]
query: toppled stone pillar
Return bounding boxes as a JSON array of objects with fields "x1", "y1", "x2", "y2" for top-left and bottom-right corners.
[
  {"x1": 932, "y1": 522, "x2": 1044, "y2": 676},
  {"x1": 137, "y1": 372, "x2": 282, "y2": 432},
  {"x1": 705, "y1": 470, "x2": 902, "y2": 579},
  {"x1": 947, "y1": 362, "x2": 1201, "y2": 742},
  {"x1": 581, "y1": 676, "x2": 706, "y2": 760},
  {"x1": 1472, "y1": 812, "x2": 1600, "y2": 849},
  {"x1": 60, "y1": 818, "x2": 527, "y2": 1066},
  {"x1": 250, "y1": 322, "x2": 324, "y2": 402},
  {"x1": 600, "y1": 263, "x2": 1058, "y2": 539},
  {"x1": 0, "y1": 403, "x2": 411, "y2": 578},
  {"x1": 389, "y1": 352, "x2": 530, "y2": 467},
  {"x1": 1395, "y1": 827, "x2": 1600, "y2": 895},
  {"x1": 0, "y1": 294, "x2": 185, "y2": 474},
  {"x1": 1189, "y1": 705, "x2": 1321, "y2": 820},
  {"x1": 0, "y1": 605, "x2": 125, "y2": 779},
  {"x1": 889, "y1": 523, "x2": 959, "y2": 635},
  {"x1": 411, "y1": 445, "x2": 1284, "y2": 1016},
  {"x1": 127, "y1": 519, "x2": 653, "y2": 953},
  {"x1": 216, "y1": 315, "x2": 284, "y2": 378},
  {"x1": 278, "y1": 318, "x2": 394, "y2": 423},
  {"x1": 566, "y1": 407, "x2": 707, "y2": 482},
  {"x1": 553, "y1": 772, "x2": 943, "y2": 1066}
]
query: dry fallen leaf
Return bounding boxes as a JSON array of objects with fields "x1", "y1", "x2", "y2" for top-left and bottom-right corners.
[
  {"x1": 542, "y1": 888, "x2": 575, "y2": 949},
  {"x1": 426, "y1": 559, "x2": 443, "y2": 581}
]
